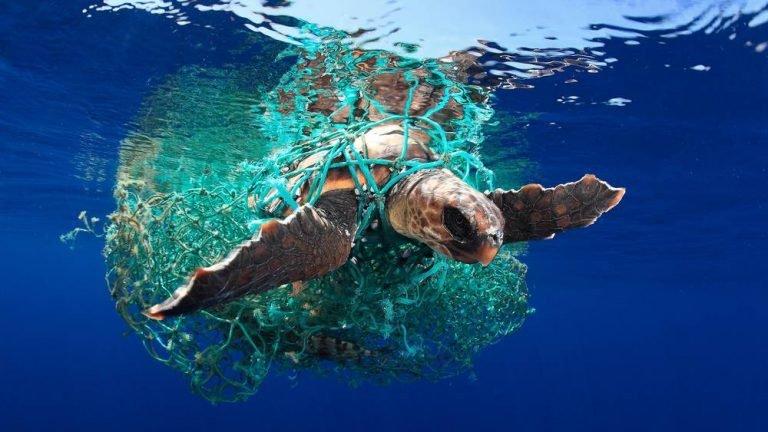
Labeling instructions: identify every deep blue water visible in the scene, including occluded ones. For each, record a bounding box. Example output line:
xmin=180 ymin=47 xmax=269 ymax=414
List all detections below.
xmin=1 ymin=1 xmax=767 ymax=431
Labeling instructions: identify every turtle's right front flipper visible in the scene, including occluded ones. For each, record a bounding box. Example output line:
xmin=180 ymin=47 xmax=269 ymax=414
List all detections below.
xmin=144 ymin=189 xmax=358 ymax=320
xmin=488 ymin=174 xmax=625 ymax=243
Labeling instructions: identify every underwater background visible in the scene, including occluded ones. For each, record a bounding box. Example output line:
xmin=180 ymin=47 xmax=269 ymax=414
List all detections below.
xmin=1 ymin=0 xmax=767 ymax=431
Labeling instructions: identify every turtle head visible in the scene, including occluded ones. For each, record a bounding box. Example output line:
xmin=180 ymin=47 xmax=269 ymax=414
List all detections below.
xmin=386 ymin=169 xmax=504 ymax=265
xmin=441 ymin=201 xmax=504 ymax=265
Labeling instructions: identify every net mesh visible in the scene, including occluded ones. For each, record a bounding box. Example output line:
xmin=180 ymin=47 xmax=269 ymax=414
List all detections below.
xmin=104 ymin=26 xmax=532 ymax=403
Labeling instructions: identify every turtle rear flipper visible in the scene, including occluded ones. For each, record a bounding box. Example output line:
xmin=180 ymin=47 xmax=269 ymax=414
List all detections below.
xmin=488 ymin=174 xmax=624 ymax=243
xmin=144 ymin=189 xmax=358 ymax=320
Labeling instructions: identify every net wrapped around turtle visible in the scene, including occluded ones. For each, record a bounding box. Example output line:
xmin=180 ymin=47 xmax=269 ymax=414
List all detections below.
xmin=105 ymin=26 xmax=532 ymax=403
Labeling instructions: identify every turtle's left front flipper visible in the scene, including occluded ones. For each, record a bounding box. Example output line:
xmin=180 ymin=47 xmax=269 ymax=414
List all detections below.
xmin=144 ymin=189 xmax=358 ymax=320
xmin=487 ymin=174 xmax=624 ymax=243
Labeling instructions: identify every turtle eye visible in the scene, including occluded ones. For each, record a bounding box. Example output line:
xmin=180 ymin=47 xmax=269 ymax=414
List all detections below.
xmin=443 ymin=206 xmax=474 ymax=241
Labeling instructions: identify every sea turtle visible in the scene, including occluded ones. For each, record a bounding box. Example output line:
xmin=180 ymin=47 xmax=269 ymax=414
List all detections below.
xmin=144 ymin=52 xmax=625 ymax=320
xmin=144 ymin=125 xmax=624 ymax=320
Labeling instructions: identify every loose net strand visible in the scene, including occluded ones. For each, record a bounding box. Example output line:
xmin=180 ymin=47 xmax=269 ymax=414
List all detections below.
xmin=105 ymin=26 xmax=532 ymax=403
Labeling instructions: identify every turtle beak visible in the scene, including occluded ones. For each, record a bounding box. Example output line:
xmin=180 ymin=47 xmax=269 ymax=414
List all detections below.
xmin=474 ymin=233 xmax=502 ymax=266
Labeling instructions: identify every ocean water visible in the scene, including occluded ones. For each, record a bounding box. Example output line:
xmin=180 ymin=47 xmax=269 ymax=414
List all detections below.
xmin=1 ymin=1 xmax=767 ymax=431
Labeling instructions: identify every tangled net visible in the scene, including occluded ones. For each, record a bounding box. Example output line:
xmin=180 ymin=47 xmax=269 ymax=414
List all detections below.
xmin=105 ymin=26 xmax=531 ymax=403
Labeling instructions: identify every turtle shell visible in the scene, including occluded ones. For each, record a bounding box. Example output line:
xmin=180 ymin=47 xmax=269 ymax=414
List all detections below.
xmin=259 ymin=111 xmax=451 ymax=216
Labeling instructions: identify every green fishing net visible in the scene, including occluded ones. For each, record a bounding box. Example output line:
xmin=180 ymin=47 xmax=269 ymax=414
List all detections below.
xmin=105 ymin=27 xmax=532 ymax=403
